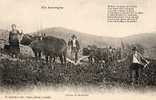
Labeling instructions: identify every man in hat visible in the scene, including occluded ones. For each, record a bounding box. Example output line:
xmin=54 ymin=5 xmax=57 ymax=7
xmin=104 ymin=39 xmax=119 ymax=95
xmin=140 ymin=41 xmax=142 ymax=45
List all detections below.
xmin=9 ymin=24 xmax=23 ymax=57
xmin=70 ymin=35 xmax=80 ymax=62
xmin=129 ymin=46 xmax=149 ymax=85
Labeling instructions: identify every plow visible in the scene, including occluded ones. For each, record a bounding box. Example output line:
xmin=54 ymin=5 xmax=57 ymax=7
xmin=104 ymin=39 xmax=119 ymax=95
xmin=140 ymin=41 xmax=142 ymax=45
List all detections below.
xmin=66 ymin=55 xmax=89 ymax=65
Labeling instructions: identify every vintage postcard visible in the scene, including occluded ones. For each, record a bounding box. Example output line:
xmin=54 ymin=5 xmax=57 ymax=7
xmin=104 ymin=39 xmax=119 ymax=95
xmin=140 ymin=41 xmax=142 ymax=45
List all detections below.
xmin=0 ymin=0 xmax=156 ymax=100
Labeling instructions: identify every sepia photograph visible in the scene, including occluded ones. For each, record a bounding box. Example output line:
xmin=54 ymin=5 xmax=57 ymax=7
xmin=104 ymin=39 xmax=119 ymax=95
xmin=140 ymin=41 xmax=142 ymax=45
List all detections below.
xmin=0 ymin=0 xmax=156 ymax=100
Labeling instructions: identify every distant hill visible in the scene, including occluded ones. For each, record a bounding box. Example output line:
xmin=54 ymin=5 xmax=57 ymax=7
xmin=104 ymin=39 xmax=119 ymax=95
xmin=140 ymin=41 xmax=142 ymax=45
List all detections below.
xmin=37 ymin=27 xmax=121 ymax=48
xmin=122 ymin=33 xmax=156 ymax=59
xmin=0 ymin=27 xmax=156 ymax=59
xmin=123 ymin=33 xmax=156 ymax=48
xmin=37 ymin=27 xmax=156 ymax=59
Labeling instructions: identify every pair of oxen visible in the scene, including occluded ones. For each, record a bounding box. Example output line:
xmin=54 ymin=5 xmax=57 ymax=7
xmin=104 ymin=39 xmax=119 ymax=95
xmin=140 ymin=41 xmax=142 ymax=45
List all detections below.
xmin=82 ymin=46 xmax=122 ymax=64
xmin=21 ymin=34 xmax=67 ymax=64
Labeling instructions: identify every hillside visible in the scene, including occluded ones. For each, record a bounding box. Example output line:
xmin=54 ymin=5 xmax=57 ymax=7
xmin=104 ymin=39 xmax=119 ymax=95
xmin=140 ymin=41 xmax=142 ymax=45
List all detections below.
xmin=0 ymin=27 xmax=156 ymax=90
xmin=37 ymin=27 xmax=121 ymax=48
xmin=123 ymin=33 xmax=156 ymax=48
xmin=122 ymin=33 xmax=156 ymax=59
xmin=0 ymin=27 xmax=156 ymax=59
xmin=36 ymin=27 xmax=156 ymax=59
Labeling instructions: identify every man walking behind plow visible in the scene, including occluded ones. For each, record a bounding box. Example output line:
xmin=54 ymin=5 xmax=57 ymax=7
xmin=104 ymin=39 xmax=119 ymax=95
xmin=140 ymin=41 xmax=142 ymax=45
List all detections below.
xmin=129 ymin=47 xmax=149 ymax=86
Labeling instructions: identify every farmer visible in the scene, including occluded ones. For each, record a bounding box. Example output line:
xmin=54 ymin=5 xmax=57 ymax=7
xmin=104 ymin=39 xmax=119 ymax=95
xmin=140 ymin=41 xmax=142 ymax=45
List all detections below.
xmin=129 ymin=47 xmax=149 ymax=85
xmin=70 ymin=35 xmax=80 ymax=63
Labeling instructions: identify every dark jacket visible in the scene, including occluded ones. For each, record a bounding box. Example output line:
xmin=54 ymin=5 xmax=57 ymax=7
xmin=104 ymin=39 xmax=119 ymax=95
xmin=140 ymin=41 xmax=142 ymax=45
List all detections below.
xmin=70 ymin=39 xmax=80 ymax=50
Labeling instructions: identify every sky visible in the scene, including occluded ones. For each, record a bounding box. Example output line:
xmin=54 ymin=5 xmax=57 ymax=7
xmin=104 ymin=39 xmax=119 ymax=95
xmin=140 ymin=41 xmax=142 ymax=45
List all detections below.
xmin=0 ymin=0 xmax=156 ymax=37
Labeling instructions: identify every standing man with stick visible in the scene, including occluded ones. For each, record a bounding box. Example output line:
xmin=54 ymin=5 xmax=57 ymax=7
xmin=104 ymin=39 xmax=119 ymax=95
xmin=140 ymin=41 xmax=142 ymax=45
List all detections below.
xmin=70 ymin=35 xmax=80 ymax=63
xmin=129 ymin=47 xmax=150 ymax=86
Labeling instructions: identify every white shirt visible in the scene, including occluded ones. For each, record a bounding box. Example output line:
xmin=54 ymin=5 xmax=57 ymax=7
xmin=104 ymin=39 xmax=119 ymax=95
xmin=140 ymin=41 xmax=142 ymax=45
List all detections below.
xmin=133 ymin=52 xmax=140 ymax=64
xmin=72 ymin=39 xmax=76 ymax=47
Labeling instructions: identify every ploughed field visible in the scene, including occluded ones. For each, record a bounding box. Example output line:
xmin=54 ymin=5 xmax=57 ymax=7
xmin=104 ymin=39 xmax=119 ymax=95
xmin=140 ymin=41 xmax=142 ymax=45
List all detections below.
xmin=0 ymin=52 xmax=156 ymax=90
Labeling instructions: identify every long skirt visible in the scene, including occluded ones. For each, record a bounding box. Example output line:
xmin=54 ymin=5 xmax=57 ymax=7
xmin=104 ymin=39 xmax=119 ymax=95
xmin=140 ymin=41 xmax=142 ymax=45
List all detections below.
xmin=9 ymin=40 xmax=20 ymax=57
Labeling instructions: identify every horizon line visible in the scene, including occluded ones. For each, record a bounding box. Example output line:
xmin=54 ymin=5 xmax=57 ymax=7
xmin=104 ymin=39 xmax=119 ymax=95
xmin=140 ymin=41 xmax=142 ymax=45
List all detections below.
xmin=0 ymin=26 xmax=156 ymax=38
